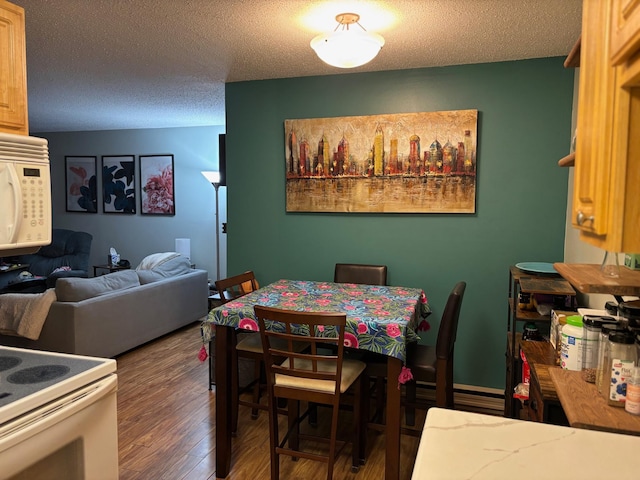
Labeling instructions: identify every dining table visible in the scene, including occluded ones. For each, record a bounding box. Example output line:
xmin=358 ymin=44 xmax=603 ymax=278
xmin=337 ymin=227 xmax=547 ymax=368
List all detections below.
xmin=202 ymin=279 xmax=430 ymax=480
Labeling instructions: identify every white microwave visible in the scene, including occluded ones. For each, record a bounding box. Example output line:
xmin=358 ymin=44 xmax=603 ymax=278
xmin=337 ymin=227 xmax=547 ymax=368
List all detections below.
xmin=0 ymin=132 xmax=51 ymax=256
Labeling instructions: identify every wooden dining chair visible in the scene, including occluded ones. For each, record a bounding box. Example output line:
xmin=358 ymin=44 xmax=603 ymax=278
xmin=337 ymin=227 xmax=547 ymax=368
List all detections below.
xmin=334 ymin=263 xmax=388 ymax=286
xmin=214 ymin=271 xmax=262 ymax=434
xmin=333 ymin=262 xmax=388 ymax=421
xmin=364 ymin=281 xmax=466 ymax=432
xmin=404 ymin=281 xmax=466 ymax=427
xmin=255 ymin=305 xmax=367 ymax=480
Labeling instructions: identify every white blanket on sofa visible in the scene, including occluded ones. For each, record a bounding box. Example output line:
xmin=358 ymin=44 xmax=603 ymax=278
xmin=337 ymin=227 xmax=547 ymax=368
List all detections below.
xmin=0 ymin=288 xmax=57 ymax=340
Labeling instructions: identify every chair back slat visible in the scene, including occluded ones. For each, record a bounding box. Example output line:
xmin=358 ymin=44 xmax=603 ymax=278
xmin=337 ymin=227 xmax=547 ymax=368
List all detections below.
xmin=255 ymin=306 xmax=347 ymax=397
xmin=215 ymin=271 xmax=259 ymax=304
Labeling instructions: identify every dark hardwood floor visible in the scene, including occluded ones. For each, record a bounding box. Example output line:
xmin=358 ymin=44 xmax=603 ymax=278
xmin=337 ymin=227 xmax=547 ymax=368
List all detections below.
xmin=116 ymin=322 xmax=422 ymax=479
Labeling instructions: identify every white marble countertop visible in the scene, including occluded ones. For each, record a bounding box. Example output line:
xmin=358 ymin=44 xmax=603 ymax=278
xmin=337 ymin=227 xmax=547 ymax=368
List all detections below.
xmin=412 ymin=408 xmax=640 ymax=479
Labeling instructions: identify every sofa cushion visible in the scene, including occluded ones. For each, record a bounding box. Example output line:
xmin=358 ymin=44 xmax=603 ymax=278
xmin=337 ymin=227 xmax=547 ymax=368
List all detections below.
xmin=137 ymin=269 xmax=164 ymax=285
xmin=136 ymin=252 xmax=191 ymax=281
xmin=56 ymin=270 xmax=140 ymax=302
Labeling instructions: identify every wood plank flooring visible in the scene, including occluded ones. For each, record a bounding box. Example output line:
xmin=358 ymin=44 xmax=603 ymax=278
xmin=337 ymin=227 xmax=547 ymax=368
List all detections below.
xmin=116 ymin=322 xmax=422 ymax=479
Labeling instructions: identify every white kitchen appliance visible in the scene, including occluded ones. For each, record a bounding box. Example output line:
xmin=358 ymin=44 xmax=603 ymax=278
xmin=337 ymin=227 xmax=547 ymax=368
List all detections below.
xmin=0 ymin=131 xmax=51 ymax=257
xmin=0 ymin=346 xmax=118 ymax=479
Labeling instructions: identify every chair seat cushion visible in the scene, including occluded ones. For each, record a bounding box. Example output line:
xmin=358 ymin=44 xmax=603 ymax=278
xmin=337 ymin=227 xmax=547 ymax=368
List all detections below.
xmin=407 ymin=343 xmax=437 ymax=382
xmin=276 ymin=358 xmax=365 ymax=394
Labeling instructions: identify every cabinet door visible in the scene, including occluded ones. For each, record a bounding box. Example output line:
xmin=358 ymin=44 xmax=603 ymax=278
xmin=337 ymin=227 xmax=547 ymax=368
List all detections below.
xmin=574 ymin=0 xmax=640 ymax=252
xmin=573 ymin=0 xmax=616 ymax=238
xmin=0 ymin=0 xmax=28 ymax=135
xmin=611 ymin=0 xmax=640 ymax=65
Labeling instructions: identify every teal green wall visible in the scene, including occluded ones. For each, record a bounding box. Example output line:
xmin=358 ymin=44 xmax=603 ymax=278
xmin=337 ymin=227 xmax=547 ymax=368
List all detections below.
xmin=225 ymin=58 xmax=574 ymax=390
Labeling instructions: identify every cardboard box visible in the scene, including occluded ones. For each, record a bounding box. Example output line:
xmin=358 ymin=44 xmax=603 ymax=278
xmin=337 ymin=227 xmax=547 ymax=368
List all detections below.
xmin=624 ymin=253 xmax=640 ymax=270
xmin=550 ymin=309 xmax=573 ymax=349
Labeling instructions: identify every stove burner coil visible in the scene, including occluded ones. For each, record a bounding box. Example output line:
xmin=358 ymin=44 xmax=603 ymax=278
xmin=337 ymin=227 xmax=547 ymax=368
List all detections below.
xmin=0 ymin=356 xmax=22 ymax=372
xmin=7 ymin=365 xmax=71 ymax=384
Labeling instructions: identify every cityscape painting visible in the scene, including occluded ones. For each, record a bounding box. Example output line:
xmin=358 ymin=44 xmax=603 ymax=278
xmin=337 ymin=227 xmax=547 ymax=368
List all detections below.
xmin=284 ymin=109 xmax=478 ymax=213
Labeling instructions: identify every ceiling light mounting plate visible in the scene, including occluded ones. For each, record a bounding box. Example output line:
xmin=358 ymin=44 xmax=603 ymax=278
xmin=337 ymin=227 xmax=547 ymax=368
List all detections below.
xmin=336 ymin=13 xmax=360 ymax=26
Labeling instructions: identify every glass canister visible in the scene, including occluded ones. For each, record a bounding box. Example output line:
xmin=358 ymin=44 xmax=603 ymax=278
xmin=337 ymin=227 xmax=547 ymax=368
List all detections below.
xmin=620 ymin=300 xmax=640 ymax=329
xmin=596 ymin=323 xmax=627 ymax=395
xmin=604 ymin=330 xmax=637 ymax=407
xmin=581 ymin=316 xmax=617 ymax=383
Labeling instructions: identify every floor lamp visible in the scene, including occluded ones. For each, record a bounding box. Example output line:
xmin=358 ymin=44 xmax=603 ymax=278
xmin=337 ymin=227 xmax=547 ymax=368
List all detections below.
xmin=202 ymin=171 xmax=221 ymax=281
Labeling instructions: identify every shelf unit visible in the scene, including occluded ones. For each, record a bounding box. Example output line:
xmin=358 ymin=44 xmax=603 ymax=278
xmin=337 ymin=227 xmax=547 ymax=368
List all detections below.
xmin=504 ymin=266 xmax=576 ymax=418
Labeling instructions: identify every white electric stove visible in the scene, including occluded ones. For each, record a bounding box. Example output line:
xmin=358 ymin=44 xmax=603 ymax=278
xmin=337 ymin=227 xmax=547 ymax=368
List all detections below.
xmin=0 ymin=346 xmax=118 ymax=480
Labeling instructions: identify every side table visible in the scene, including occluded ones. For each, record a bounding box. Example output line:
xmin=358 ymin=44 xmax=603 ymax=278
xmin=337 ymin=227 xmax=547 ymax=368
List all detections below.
xmin=93 ymin=264 xmax=130 ymax=277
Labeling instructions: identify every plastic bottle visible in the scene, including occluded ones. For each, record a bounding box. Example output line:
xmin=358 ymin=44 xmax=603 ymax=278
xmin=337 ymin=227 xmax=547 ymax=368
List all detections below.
xmin=625 ymin=367 xmax=640 ymax=415
xmin=561 ymin=315 xmax=583 ymax=371
xmin=605 ymin=330 xmax=637 ymax=407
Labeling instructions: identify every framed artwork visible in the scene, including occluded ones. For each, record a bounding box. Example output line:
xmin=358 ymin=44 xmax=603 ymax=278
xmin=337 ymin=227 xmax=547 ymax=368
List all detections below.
xmin=102 ymin=155 xmax=136 ymax=214
xmin=65 ymin=156 xmax=97 ymax=213
xmin=284 ymin=109 xmax=478 ymax=213
xmin=139 ymin=154 xmax=175 ymax=215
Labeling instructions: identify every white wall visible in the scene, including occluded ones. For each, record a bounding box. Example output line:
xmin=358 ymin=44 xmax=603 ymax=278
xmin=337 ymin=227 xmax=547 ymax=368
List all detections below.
xmin=39 ymin=126 xmax=227 ymax=283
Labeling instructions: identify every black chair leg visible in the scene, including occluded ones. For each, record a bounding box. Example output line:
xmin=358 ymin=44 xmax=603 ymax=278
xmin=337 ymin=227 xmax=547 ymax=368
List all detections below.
xmin=405 ymin=381 xmax=417 ymax=426
xmin=308 ymin=402 xmax=318 ymax=426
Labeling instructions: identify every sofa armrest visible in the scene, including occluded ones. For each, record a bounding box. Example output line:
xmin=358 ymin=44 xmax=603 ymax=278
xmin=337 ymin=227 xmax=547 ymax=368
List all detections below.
xmin=46 ymin=269 xmax=89 ymax=288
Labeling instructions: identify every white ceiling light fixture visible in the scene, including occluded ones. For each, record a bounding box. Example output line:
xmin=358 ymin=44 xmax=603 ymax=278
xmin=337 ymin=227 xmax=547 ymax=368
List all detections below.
xmin=310 ymin=13 xmax=385 ymax=69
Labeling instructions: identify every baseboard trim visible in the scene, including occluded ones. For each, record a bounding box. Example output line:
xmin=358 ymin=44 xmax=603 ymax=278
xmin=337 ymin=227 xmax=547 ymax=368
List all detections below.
xmin=413 ymin=382 xmax=505 ymax=413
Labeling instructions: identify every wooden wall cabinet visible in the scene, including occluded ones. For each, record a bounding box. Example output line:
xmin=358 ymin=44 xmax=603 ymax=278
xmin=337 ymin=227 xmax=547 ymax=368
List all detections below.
xmin=572 ymin=0 xmax=640 ymax=253
xmin=610 ymin=0 xmax=640 ymax=65
xmin=0 ymin=0 xmax=28 ymax=136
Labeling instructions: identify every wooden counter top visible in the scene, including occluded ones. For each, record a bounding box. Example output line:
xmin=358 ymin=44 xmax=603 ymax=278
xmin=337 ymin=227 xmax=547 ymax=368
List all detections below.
xmin=553 ymin=263 xmax=640 ymax=295
xmin=549 ymin=368 xmax=640 ymax=436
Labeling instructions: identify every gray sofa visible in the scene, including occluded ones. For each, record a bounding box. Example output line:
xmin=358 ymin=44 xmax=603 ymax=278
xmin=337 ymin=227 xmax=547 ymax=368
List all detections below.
xmin=0 ymin=255 xmax=208 ymax=358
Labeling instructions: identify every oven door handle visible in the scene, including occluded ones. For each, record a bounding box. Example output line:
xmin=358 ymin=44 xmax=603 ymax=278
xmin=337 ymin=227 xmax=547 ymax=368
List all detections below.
xmin=0 ymin=375 xmax=117 ymax=442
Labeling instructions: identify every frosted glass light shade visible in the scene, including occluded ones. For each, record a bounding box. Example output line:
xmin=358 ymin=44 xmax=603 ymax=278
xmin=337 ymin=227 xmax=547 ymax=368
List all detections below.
xmin=175 ymin=238 xmax=191 ymax=260
xmin=202 ymin=170 xmax=221 ymax=185
xmin=311 ymin=29 xmax=384 ymax=68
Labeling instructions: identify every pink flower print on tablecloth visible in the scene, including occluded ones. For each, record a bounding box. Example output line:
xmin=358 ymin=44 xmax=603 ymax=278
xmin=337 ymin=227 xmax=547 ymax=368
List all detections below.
xmin=238 ymin=318 xmax=259 ymax=331
xmin=386 ymin=323 xmax=401 ymax=337
xmin=343 ymin=332 xmax=358 ymax=348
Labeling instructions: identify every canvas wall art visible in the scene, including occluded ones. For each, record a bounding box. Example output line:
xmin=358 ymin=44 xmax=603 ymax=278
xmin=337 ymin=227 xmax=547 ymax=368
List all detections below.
xmin=284 ymin=109 xmax=478 ymax=213
xmin=65 ymin=156 xmax=97 ymax=213
xmin=102 ymin=155 xmax=136 ymax=214
xmin=140 ymin=154 xmax=175 ymax=215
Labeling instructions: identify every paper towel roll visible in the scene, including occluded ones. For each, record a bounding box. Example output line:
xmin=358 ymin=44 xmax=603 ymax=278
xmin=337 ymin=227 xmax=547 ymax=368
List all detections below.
xmin=175 ymin=238 xmax=191 ymax=260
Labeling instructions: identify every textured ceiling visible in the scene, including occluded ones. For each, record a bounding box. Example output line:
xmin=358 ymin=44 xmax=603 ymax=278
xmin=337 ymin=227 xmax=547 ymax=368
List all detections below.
xmin=11 ymin=0 xmax=582 ymax=133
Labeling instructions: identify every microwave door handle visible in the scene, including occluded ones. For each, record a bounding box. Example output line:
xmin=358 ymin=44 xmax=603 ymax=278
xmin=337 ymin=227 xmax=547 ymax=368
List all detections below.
xmin=0 ymin=164 xmax=22 ymax=243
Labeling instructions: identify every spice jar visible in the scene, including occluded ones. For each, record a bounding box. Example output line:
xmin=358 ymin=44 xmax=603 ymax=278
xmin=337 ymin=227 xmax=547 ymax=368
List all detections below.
xmin=604 ymin=330 xmax=637 ymax=407
xmin=596 ymin=323 xmax=627 ymax=395
xmin=581 ymin=316 xmax=617 ymax=383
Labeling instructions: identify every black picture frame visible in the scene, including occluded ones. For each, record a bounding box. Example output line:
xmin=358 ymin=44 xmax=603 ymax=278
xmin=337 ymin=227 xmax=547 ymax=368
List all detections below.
xmin=102 ymin=155 xmax=136 ymax=214
xmin=139 ymin=154 xmax=175 ymax=215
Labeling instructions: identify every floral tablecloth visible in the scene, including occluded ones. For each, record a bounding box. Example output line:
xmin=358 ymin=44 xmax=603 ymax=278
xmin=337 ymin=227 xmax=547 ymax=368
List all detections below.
xmin=202 ymin=279 xmax=431 ymax=362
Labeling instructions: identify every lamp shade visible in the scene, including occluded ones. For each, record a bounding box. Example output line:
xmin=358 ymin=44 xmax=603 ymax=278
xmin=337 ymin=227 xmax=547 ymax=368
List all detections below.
xmin=311 ymin=28 xmax=384 ymax=68
xmin=202 ymin=170 xmax=221 ymax=184
xmin=175 ymin=238 xmax=191 ymax=260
